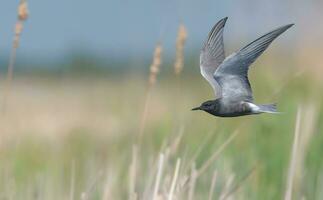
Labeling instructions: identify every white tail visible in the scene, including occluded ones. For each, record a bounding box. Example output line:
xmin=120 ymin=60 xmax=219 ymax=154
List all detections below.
xmin=257 ymin=104 xmax=278 ymax=114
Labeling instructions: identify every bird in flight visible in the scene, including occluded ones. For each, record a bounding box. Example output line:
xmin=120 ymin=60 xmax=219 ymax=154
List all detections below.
xmin=192 ymin=17 xmax=293 ymax=117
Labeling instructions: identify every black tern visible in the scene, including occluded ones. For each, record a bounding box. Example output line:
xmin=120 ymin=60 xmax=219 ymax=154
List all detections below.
xmin=192 ymin=17 xmax=293 ymax=117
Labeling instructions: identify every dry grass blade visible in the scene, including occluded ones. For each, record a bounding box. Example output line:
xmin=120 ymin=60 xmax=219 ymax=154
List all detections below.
xmin=168 ymin=158 xmax=181 ymax=200
xmin=3 ymin=0 xmax=29 ymax=112
xmin=221 ymin=164 xmax=257 ymax=200
xmin=173 ymin=24 xmax=187 ymax=122
xmin=138 ymin=43 xmax=163 ymax=141
xmin=102 ymin=174 xmax=111 ymax=200
xmin=219 ymin=174 xmax=235 ymax=200
xmin=297 ymin=103 xmax=317 ymax=172
xmin=81 ymin=170 xmax=103 ymax=200
xmin=142 ymin=147 xmax=169 ymax=199
xmin=284 ymin=107 xmax=302 ymax=200
xmin=102 ymin=167 xmax=121 ymax=200
xmin=208 ymin=170 xmax=217 ymax=200
xmin=129 ymin=145 xmax=138 ymax=200
xmin=69 ymin=160 xmax=75 ymax=200
xmin=188 ymin=163 xmax=197 ymax=200
xmin=170 ymin=125 xmax=184 ymax=155
xmin=197 ymin=130 xmax=239 ymax=178
xmin=153 ymin=154 xmax=165 ymax=200
xmin=184 ymin=131 xmax=214 ymax=173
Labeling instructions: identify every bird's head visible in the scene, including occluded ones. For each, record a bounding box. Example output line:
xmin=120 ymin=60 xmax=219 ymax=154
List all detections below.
xmin=191 ymin=100 xmax=219 ymax=112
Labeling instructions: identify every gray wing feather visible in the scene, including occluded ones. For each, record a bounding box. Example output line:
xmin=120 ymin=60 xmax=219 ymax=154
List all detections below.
xmin=200 ymin=17 xmax=228 ymax=97
xmin=214 ymin=24 xmax=294 ymax=101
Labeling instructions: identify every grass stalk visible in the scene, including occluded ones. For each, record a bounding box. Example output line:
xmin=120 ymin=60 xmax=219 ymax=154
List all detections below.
xmin=188 ymin=163 xmax=197 ymax=200
xmin=152 ymin=154 xmax=165 ymax=200
xmin=284 ymin=107 xmax=302 ymax=200
xmin=219 ymin=174 xmax=235 ymax=200
xmin=184 ymin=131 xmax=214 ymax=173
xmin=129 ymin=145 xmax=138 ymax=200
xmin=2 ymin=0 xmax=29 ymax=112
xmin=81 ymin=170 xmax=103 ymax=200
xmin=102 ymin=173 xmax=111 ymax=200
xmin=222 ymin=165 xmax=257 ymax=199
xmin=196 ymin=130 xmax=239 ymax=178
xmin=168 ymin=158 xmax=181 ymax=200
xmin=208 ymin=170 xmax=217 ymax=200
xmin=69 ymin=160 xmax=75 ymax=200
xmin=173 ymin=24 xmax=187 ymax=125
xmin=138 ymin=43 xmax=163 ymax=142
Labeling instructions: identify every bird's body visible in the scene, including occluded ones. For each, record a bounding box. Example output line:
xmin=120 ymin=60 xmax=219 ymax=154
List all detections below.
xmin=196 ymin=99 xmax=276 ymax=117
xmin=192 ymin=17 xmax=293 ymax=117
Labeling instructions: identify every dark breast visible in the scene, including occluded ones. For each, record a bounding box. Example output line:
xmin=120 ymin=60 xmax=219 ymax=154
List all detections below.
xmin=210 ymin=100 xmax=253 ymax=117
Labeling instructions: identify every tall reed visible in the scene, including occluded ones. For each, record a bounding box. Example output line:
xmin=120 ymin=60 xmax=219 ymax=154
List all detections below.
xmin=284 ymin=104 xmax=317 ymax=199
xmin=284 ymin=107 xmax=302 ymax=200
xmin=138 ymin=43 xmax=163 ymax=141
xmin=172 ymin=23 xmax=187 ymax=132
xmin=2 ymin=0 xmax=29 ymax=112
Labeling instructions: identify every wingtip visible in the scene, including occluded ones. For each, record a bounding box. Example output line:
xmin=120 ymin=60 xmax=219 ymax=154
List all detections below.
xmin=217 ymin=17 xmax=228 ymax=28
xmin=281 ymin=23 xmax=295 ymax=31
xmin=222 ymin=17 xmax=228 ymax=23
xmin=271 ymin=23 xmax=294 ymax=34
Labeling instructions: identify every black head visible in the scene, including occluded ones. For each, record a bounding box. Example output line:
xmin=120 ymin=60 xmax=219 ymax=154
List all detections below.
xmin=191 ymin=100 xmax=219 ymax=113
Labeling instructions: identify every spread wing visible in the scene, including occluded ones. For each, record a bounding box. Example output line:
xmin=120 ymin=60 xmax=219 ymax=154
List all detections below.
xmin=200 ymin=17 xmax=228 ymax=97
xmin=214 ymin=24 xmax=294 ymax=102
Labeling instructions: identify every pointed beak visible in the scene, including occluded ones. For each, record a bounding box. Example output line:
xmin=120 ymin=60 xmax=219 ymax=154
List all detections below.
xmin=191 ymin=106 xmax=201 ymax=111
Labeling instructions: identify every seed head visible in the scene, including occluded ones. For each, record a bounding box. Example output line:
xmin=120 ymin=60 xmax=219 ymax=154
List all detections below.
xmin=149 ymin=43 xmax=163 ymax=85
xmin=174 ymin=24 xmax=187 ymax=75
xmin=18 ymin=0 xmax=29 ymax=21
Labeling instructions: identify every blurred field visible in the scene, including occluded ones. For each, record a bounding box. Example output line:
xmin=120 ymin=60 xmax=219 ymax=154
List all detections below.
xmin=2 ymin=1 xmax=323 ymax=199
xmin=0 ymin=59 xmax=322 ymax=199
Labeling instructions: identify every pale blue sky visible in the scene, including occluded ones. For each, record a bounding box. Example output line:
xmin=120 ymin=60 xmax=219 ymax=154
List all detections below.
xmin=0 ymin=0 xmax=321 ymax=63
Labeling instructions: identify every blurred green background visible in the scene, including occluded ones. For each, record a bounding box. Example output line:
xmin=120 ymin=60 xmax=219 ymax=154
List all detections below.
xmin=0 ymin=0 xmax=323 ymax=199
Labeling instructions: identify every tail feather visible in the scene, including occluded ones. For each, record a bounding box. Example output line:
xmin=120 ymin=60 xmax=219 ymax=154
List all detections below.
xmin=257 ymin=103 xmax=278 ymax=114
